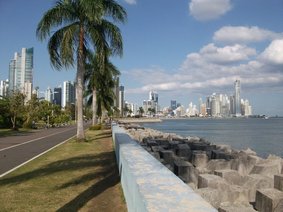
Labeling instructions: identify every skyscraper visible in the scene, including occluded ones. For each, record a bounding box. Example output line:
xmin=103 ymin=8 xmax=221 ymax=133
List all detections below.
xmin=8 ymin=48 xmax=33 ymax=98
xmin=62 ymin=81 xmax=75 ymax=108
xmin=45 ymin=87 xmax=53 ymax=102
xmin=53 ymin=87 xmax=62 ymax=106
xmin=0 ymin=79 xmax=9 ymax=98
xmin=170 ymin=100 xmax=177 ymax=110
xmin=234 ymin=80 xmax=241 ymax=116
xmin=119 ymin=85 xmax=124 ymax=116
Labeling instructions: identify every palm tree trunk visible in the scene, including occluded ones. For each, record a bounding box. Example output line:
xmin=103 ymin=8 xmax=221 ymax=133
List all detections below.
xmin=92 ymin=88 xmax=98 ymax=125
xmin=76 ymin=25 xmax=85 ymax=141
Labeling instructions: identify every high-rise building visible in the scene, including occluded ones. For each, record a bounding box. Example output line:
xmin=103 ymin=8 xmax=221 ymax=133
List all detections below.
xmin=8 ymin=48 xmax=33 ymax=99
xmin=24 ymin=82 xmax=32 ymax=102
xmin=113 ymin=77 xmax=120 ymax=109
xmin=45 ymin=87 xmax=53 ymax=102
xmin=62 ymin=81 xmax=75 ymax=108
xmin=53 ymin=87 xmax=62 ymax=106
xmin=170 ymin=100 xmax=177 ymax=110
xmin=119 ymin=85 xmax=124 ymax=116
xmin=234 ymin=80 xmax=241 ymax=116
xmin=149 ymin=90 xmax=158 ymax=103
xmin=0 ymin=79 xmax=9 ymax=99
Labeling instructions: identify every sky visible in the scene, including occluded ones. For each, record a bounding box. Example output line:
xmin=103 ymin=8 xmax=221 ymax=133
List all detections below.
xmin=0 ymin=0 xmax=283 ymax=116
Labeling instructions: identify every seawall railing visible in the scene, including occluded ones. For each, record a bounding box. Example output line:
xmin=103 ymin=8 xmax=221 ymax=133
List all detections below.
xmin=112 ymin=124 xmax=217 ymax=212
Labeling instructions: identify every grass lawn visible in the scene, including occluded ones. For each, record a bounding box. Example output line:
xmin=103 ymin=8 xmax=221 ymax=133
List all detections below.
xmin=0 ymin=128 xmax=32 ymax=137
xmin=0 ymin=129 xmax=126 ymax=212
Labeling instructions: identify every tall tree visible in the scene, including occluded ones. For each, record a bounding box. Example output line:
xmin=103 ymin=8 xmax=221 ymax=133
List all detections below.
xmin=85 ymin=50 xmax=120 ymax=125
xmin=36 ymin=0 xmax=126 ymax=141
xmin=7 ymin=91 xmax=25 ymax=130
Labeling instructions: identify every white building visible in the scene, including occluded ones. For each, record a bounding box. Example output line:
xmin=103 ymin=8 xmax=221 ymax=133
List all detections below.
xmin=62 ymin=81 xmax=75 ymax=108
xmin=45 ymin=87 xmax=53 ymax=102
xmin=0 ymin=79 xmax=9 ymax=99
xmin=9 ymin=48 xmax=33 ymax=94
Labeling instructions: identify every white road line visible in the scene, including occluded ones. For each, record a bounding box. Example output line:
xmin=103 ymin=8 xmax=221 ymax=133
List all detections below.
xmin=0 ymin=135 xmax=76 ymax=178
xmin=0 ymin=127 xmax=75 ymax=152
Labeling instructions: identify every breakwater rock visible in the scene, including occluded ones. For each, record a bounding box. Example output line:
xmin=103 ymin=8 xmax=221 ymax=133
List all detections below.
xmin=124 ymin=124 xmax=283 ymax=211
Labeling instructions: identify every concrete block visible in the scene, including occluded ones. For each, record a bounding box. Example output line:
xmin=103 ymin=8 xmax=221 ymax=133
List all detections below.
xmin=149 ymin=152 xmax=160 ymax=160
xmin=255 ymin=188 xmax=283 ymax=212
xmin=206 ymin=159 xmax=231 ymax=172
xmin=155 ymin=138 xmax=169 ymax=146
xmin=211 ymin=150 xmax=233 ymax=160
xmin=274 ymin=174 xmax=283 ymax=191
xmin=160 ymin=150 xmax=175 ymax=167
xmin=250 ymin=162 xmax=280 ymax=178
xmin=146 ymin=139 xmax=158 ymax=147
xmin=192 ymin=151 xmax=208 ymax=168
xmin=198 ymin=174 xmax=228 ymax=190
xmin=218 ymin=203 xmax=256 ymax=212
xmin=173 ymin=160 xmax=198 ymax=185
xmin=214 ymin=169 xmax=243 ymax=185
xmin=169 ymin=140 xmax=180 ymax=149
xmin=189 ymin=142 xmax=209 ymax=151
xmin=150 ymin=145 xmax=164 ymax=153
xmin=243 ymin=174 xmax=273 ymax=202
xmin=175 ymin=144 xmax=191 ymax=158
xmin=196 ymin=188 xmax=222 ymax=209
xmin=231 ymin=154 xmax=262 ymax=176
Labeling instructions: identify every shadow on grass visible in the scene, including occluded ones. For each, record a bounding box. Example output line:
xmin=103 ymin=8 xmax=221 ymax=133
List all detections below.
xmin=0 ymin=129 xmax=35 ymax=138
xmin=0 ymin=129 xmax=121 ymax=211
xmin=0 ymin=152 xmax=115 ymax=186
xmin=57 ymin=171 xmax=119 ymax=211
xmin=88 ymin=130 xmax=112 ymax=141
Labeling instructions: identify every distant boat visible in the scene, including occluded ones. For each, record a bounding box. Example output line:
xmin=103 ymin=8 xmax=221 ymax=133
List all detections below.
xmin=264 ymin=116 xmax=269 ymax=119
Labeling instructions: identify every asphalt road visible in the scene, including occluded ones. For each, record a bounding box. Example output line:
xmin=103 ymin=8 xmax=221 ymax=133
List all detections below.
xmin=0 ymin=125 xmax=78 ymax=177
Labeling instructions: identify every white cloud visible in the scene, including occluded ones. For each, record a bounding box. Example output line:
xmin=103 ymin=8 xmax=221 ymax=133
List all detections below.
xmin=124 ymin=41 xmax=283 ymax=103
xmin=259 ymin=39 xmax=283 ymax=65
xmin=124 ymin=0 xmax=137 ymax=5
xmin=213 ymin=26 xmax=283 ymax=43
xmin=189 ymin=0 xmax=232 ymax=21
xmin=199 ymin=43 xmax=256 ymax=64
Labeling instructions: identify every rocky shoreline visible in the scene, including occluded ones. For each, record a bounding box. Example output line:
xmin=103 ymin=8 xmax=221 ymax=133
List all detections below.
xmin=122 ymin=123 xmax=283 ymax=212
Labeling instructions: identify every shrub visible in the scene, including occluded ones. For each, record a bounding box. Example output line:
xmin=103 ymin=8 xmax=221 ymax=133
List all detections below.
xmin=89 ymin=124 xmax=102 ymax=131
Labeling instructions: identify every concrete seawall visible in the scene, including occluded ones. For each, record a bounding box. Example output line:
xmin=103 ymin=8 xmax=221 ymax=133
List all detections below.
xmin=125 ymin=125 xmax=283 ymax=211
xmin=112 ymin=124 xmax=217 ymax=212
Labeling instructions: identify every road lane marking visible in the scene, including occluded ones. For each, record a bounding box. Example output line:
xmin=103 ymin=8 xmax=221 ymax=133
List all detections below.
xmin=0 ymin=127 xmax=76 ymax=152
xmin=0 ymin=135 xmax=76 ymax=178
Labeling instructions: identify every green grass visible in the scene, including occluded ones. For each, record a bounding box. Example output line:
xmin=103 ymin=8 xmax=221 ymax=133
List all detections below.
xmin=0 ymin=128 xmax=32 ymax=137
xmin=0 ymin=130 xmax=126 ymax=212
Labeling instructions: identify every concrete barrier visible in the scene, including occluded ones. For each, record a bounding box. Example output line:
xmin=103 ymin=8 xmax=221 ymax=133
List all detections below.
xmin=112 ymin=124 xmax=217 ymax=212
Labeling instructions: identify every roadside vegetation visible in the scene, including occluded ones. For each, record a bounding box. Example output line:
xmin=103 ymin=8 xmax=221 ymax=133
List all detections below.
xmin=0 ymin=93 xmax=86 ymax=130
xmin=36 ymin=0 xmax=127 ymax=141
xmin=0 ymin=129 xmax=126 ymax=211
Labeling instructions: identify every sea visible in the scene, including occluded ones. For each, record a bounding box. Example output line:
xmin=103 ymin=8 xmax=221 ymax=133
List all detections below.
xmin=141 ymin=118 xmax=283 ymax=159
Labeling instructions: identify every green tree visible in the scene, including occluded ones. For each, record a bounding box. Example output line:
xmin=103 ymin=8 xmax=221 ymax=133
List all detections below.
xmin=0 ymin=98 xmax=11 ymax=128
xmin=138 ymin=107 xmax=144 ymax=117
xmin=23 ymin=94 xmax=40 ymax=128
xmin=36 ymin=0 xmax=126 ymax=141
xmin=85 ymin=50 xmax=121 ymax=125
xmin=7 ymin=91 xmax=25 ymax=130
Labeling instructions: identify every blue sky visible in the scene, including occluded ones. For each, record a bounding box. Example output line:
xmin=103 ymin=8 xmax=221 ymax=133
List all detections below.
xmin=1 ymin=0 xmax=283 ymax=115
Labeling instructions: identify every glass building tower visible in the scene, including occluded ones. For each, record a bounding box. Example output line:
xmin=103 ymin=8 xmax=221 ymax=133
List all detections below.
xmin=9 ymin=47 xmax=34 ymax=93
xmin=234 ymin=80 xmax=241 ymax=116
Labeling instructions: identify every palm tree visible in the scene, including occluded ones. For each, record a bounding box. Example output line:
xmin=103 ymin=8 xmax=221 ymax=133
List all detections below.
xmin=85 ymin=50 xmax=120 ymax=125
xmin=36 ymin=0 xmax=126 ymax=141
xmin=138 ymin=107 xmax=144 ymax=117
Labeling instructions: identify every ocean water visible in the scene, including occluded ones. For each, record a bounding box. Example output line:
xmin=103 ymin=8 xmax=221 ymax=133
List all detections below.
xmin=141 ymin=118 xmax=283 ymax=158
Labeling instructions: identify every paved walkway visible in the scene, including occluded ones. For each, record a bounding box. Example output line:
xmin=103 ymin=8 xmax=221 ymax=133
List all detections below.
xmin=0 ymin=125 xmax=77 ymax=176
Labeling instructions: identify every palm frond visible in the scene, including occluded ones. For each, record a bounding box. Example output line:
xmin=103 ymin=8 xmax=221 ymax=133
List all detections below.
xmin=36 ymin=0 xmax=77 ymax=41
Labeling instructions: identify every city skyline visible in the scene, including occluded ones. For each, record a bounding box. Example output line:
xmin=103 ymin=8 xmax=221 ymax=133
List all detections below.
xmin=1 ymin=1 xmax=283 ymax=115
